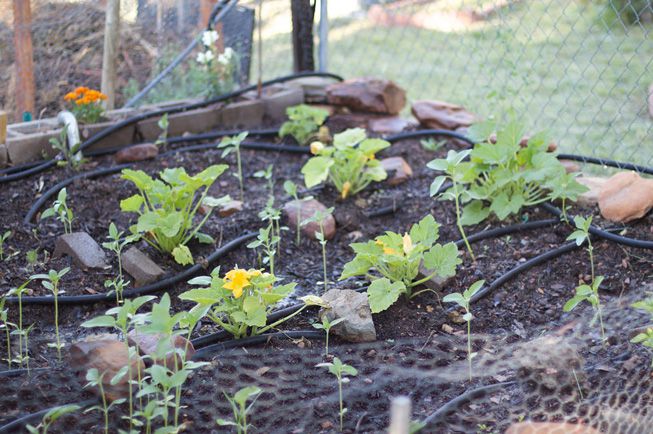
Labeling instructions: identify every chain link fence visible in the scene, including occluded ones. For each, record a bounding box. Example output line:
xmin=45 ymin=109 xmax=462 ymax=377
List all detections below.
xmin=0 ymin=0 xmax=652 ymax=164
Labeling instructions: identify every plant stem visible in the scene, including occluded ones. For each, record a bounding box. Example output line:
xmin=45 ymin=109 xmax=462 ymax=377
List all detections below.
xmin=99 ymin=381 xmax=109 ymax=434
xmin=4 ymin=325 xmax=10 ymax=369
xmin=588 ymin=243 xmax=595 ymax=281
xmin=54 ymin=287 xmax=61 ymax=362
xmin=453 ymin=186 xmax=475 ymax=261
xmin=236 ymin=147 xmax=244 ymax=202
xmin=320 ymin=223 xmax=327 ymax=294
xmin=338 ymin=377 xmax=344 ymax=431
xmin=296 ymin=201 xmax=301 ymax=246
xmin=467 ymin=318 xmax=472 ymax=382
xmin=325 ymin=330 xmax=330 ymax=357
xmin=18 ymin=291 xmax=23 ymax=368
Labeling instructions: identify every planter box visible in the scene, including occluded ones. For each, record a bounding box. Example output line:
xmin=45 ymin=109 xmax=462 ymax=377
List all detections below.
xmin=81 ymin=108 xmax=138 ymax=152
xmin=221 ymin=99 xmax=265 ymax=129
xmin=6 ymin=119 xmax=61 ymax=165
xmin=136 ymin=100 xmax=224 ymax=142
xmin=243 ymin=84 xmax=305 ymax=123
xmin=285 ymin=76 xmax=340 ymax=103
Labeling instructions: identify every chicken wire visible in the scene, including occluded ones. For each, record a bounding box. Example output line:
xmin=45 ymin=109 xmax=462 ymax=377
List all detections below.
xmin=1 ymin=0 xmax=652 ymax=164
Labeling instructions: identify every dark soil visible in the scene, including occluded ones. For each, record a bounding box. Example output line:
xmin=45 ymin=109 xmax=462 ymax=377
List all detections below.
xmin=0 ymin=118 xmax=651 ymax=433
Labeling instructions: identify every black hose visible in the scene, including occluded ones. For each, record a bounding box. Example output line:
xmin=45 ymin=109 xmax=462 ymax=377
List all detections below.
xmin=557 ymin=153 xmax=653 ymax=175
xmin=24 ymin=140 xmax=308 ymax=225
xmin=0 ymin=72 xmax=344 ymax=184
xmin=0 ymin=398 xmax=97 ymax=434
xmin=541 ymin=203 xmax=653 ymax=249
xmin=4 ymin=232 xmax=256 ymax=305
xmin=0 ymin=367 xmax=49 ymax=378
xmin=192 ymin=330 xmax=324 ymax=359
xmin=470 ymin=241 xmax=581 ymax=304
xmin=419 ymin=381 xmax=515 ymax=429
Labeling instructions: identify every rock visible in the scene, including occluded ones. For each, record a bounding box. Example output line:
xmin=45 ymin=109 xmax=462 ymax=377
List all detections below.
xmin=560 ymin=160 xmax=580 ymax=173
xmin=121 ymin=247 xmax=165 ymax=287
xmin=320 ymin=289 xmax=376 ymax=342
xmin=221 ymin=99 xmax=265 ymax=129
xmin=218 ymin=199 xmax=243 ymax=217
xmin=326 ymin=78 xmax=406 ymax=115
xmin=505 ymin=422 xmax=599 ymax=434
xmin=114 ymin=143 xmax=159 ymax=163
xmin=417 ymin=264 xmax=454 ymax=291
xmin=287 ymin=76 xmax=340 ymax=103
xmin=380 ymin=157 xmax=413 ymax=186
xmin=283 ymin=199 xmax=336 ymax=241
xmin=0 ymin=144 xmax=7 ymax=168
xmin=53 ymin=232 xmax=108 ymax=270
xmin=575 ymin=176 xmax=608 ymax=206
xmin=367 ymin=116 xmax=416 ymax=134
xmin=411 ymin=100 xmax=476 ymax=130
xmin=70 ymin=336 xmax=144 ymax=401
xmin=599 ymin=171 xmax=653 ymax=222
xmin=263 ymin=86 xmax=305 ymax=123
xmin=127 ymin=330 xmax=195 ymax=371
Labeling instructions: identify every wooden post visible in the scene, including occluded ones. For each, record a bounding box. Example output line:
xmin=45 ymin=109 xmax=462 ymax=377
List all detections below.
xmin=0 ymin=111 xmax=7 ymax=144
xmin=199 ymin=0 xmax=217 ymax=28
xmin=291 ymin=0 xmax=316 ymax=72
xmin=12 ymin=0 xmax=35 ymax=120
xmin=176 ymin=0 xmax=185 ymax=34
xmin=101 ymin=0 xmax=120 ymax=109
xmin=388 ymin=396 xmax=411 ymax=434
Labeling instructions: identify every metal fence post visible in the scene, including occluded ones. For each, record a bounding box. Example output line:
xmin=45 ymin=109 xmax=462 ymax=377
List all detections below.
xmin=318 ymin=0 xmax=328 ymax=72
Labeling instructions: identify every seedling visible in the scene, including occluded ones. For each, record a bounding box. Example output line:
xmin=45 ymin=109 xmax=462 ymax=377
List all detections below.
xmin=180 ymin=267 xmax=322 ymax=339
xmin=253 ymin=164 xmax=274 ymax=198
xmin=564 ymin=216 xmax=606 ymax=341
xmin=420 ymin=138 xmax=445 ymax=152
xmin=218 ymin=132 xmax=248 ymax=201
xmin=301 ymin=128 xmax=389 ymax=199
xmin=26 ymin=249 xmax=39 ymax=270
xmin=340 ymin=215 xmax=461 ymax=313
xmin=26 ymin=403 xmax=81 ymax=434
xmin=631 ymin=298 xmax=653 ymax=365
xmin=7 ymin=279 xmax=32 ymax=368
xmin=257 ymin=197 xmax=286 ymax=264
xmin=84 ymin=368 xmax=126 ymax=434
xmin=279 ymin=104 xmax=329 ymax=145
xmin=216 ymin=386 xmax=262 ymax=434
xmin=312 ymin=316 xmax=345 ymax=357
xmin=49 ymin=127 xmax=84 ymax=171
xmin=0 ymin=297 xmax=15 ymax=368
xmin=0 ymin=230 xmax=11 ymax=260
xmin=442 ymin=280 xmax=485 ymax=382
xmin=247 ymin=225 xmax=279 ymax=274
xmin=154 ymin=113 xmax=169 ymax=147
xmin=428 ymin=149 xmax=477 ymax=260
xmin=283 ymin=180 xmax=314 ymax=246
xmin=102 ymin=222 xmax=139 ymax=304
xmin=316 ymin=357 xmax=358 ymax=431
xmin=41 ymin=188 xmax=74 ymax=234
xmin=30 ymin=267 xmax=70 ymax=361
xmin=302 ymin=207 xmax=335 ymax=293
xmin=120 ymin=165 xmax=229 ymax=265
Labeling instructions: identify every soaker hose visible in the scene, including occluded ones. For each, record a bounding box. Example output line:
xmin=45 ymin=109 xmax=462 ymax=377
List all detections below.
xmin=4 ymin=232 xmax=256 ymax=305
xmin=0 ymin=398 xmax=98 ymax=434
xmin=192 ymin=330 xmax=324 ymax=359
xmin=0 ymin=71 xmax=344 ymax=184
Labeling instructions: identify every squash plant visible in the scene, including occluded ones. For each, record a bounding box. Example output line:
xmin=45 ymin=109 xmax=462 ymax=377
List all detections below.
xmin=119 ymin=165 xmax=229 ymax=265
xmin=279 ymin=104 xmax=330 ymax=145
xmin=340 ymin=215 xmax=461 ymax=313
xmin=301 ymin=128 xmax=389 ymax=199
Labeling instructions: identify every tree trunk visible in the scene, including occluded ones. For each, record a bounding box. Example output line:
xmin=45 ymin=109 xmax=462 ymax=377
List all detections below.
xmin=291 ymin=0 xmax=316 ymax=73
xmin=12 ymin=0 xmax=35 ymax=120
xmin=101 ymin=0 xmax=121 ymax=109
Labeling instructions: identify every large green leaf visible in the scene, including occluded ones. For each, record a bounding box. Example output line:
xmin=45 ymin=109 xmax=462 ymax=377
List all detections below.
xmin=367 ymin=278 xmax=405 ymax=313
xmin=301 ymin=156 xmax=334 ymax=188
xmin=333 ymin=128 xmax=366 ymax=148
xmin=340 ymin=256 xmax=373 ymax=280
xmin=120 ymin=194 xmax=144 ymax=213
xmin=409 ymin=214 xmax=440 ymax=246
xmin=172 ymin=245 xmax=193 ymax=265
xmin=422 ymin=242 xmax=461 ymax=278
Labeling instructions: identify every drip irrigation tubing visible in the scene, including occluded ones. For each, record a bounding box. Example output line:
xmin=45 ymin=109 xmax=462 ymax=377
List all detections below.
xmin=190 ymin=219 xmax=563 ymax=349
xmin=557 ymin=153 xmax=653 ymax=175
xmin=541 ymin=203 xmax=653 ymax=249
xmin=0 ymin=399 xmax=98 ymax=434
xmin=419 ymin=381 xmax=516 ymax=429
xmin=192 ymin=330 xmax=324 ymax=360
xmin=24 ymin=140 xmax=309 ymax=225
xmin=0 ymin=367 xmax=49 ymax=378
xmin=0 ymin=71 xmax=343 ymax=184
xmin=4 ymin=232 xmax=256 ymax=305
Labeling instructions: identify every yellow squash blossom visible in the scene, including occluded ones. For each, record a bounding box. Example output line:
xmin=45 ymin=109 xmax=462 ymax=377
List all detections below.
xmin=310 ymin=141 xmax=324 ymax=155
xmin=376 ymin=239 xmax=397 ymax=255
xmin=223 ymin=268 xmax=251 ymax=298
xmin=402 ymin=233 xmax=413 ymax=255
xmin=341 ymin=181 xmax=352 ymax=199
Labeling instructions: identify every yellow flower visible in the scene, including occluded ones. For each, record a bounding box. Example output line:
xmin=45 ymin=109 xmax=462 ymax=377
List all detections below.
xmin=63 ymin=92 xmax=77 ymax=102
xmin=310 ymin=141 xmax=324 ymax=155
xmin=402 ymin=233 xmax=413 ymax=255
xmin=341 ymin=181 xmax=351 ymax=199
xmin=376 ymin=239 xmax=397 ymax=255
xmin=223 ymin=268 xmax=251 ymax=298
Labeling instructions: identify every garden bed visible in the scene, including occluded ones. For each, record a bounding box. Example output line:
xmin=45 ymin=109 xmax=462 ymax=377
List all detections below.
xmin=0 ymin=105 xmax=652 ymax=433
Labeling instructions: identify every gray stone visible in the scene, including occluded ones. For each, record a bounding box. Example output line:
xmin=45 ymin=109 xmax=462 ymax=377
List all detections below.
xmin=368 ymin=116 xmax=416 ymax=134
xmin=114 ymin=143 xmax=159 ymax=163
xmin=319 ymin=289 xmax=377 ymax=343
xmin=326 ymin=78 xmax=406 ymax=115
xmin=412 ymin=100 xmax=476 ymax=130
xmin=283 ymin=199 xmax=336 ymax=241
xmin=380 ymin=157 xmax=413 ymax=186
xmin=417 ymin=264 xmax=454 ymax=291
xmin=121 ymin=247 xmax=164 ymax=287
xmin=287 ymin=76 xmax=340 ymax=103
xmin=53 ymin=232 xmax=108 ymax=270
xmin=136 ymin=104 xmax=222 ymax=142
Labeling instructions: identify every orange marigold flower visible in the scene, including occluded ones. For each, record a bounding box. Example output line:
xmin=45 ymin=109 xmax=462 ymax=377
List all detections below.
xmin=63 ymin=92 xmax=77 ymax=101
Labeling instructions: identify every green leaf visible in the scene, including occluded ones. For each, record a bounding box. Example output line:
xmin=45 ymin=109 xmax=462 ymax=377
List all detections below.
xmin=422 ymin=242 xmax=461 ymax=278
xmin=563 ymin=296 xmax=585 ymax=312
xmin=409 ymin=214 xmax=440 ymax=246
xmin=442 ymin=292 xmax=465 ymax=307
xmin=340 ymin=256 xmax=373 ymax=280
xmin=333 ymin=128 xmax=366 ymax=148
xmin=301 ymin=156 xmax=334 ymax=188
xmin=358 ymin=138 xmax=390 ymax=156
xmin=179 ymin=288 xmax=222 ymax=305
xmin=367 ymin=278 xmax=405 ymax=313
xmin=172 ymin=245 xmax=193 ymax=265
xmin=429 ymin=176 xmax=447 ymax=197
xmin=81 ymin=315 xmax=116 ymax=328
xmin=121 ymin=169 xmax=154 ymax=191
xmin=463 ymin=279 xmax=485 ymax=299
xmin=234 ymin=386 xmax=262 ymax=407
xmin=195 ymin=232 xmax=215 ymax=244
xmin=460 ymin=201 xmax=491 ymax=226
xmin=120 ymin=195 xmax=144 ymax=213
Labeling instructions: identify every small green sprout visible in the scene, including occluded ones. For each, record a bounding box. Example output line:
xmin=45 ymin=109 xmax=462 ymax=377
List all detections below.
xmin=102 ymin=222 xmax=139 ymax=304
xmin=0 ymin=296 xmax=15 ymax=368
xmin=155 ymin=113 xmax=169 ymax=147
xmin=317 ymin=357 xmax=358 ymax=432
xmin=313 ymin=316 xmax=345 ymax=357
xmin=442 ymin=280 xmax=485 ymax=382
xmin=41 ymin=188 xmax=74 ymax=234
xmin=279 ymin=104 xmax=329 ymax=145
xmin=30 ymin=267 xmax=70 ymax=361
xmin=0 ymin=230 xmax=11 ymax=260
xmin=253 ymin=164 xmax=274 ymax=197
xmin=26 ymin=403 xmax=81 ymax=434
xmin=247 ymin=225 xmax=279 ymax=275
xmin=84 ymin=368 xmax=127 ymax=434
xmin=7 ymin=279 xmax=32 ymax=368
xmin=49 ymin=127 xmax=85 ymax=171
xmin=302 ymin=207 xmax=334 ymax=293
xmin=216 ymin=386 xmax=262 ymax=434
xmin=631 ymin=298 xmax=653 ymax=365
xmin=420 ymin=138 xmax=444 ymax=152
xmin=218 ymin=132 xmax=248 ymax=201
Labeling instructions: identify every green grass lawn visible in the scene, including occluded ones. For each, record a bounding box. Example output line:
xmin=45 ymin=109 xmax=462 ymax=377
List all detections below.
xmin=256 ymin=0 xmax=653 ymax=166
